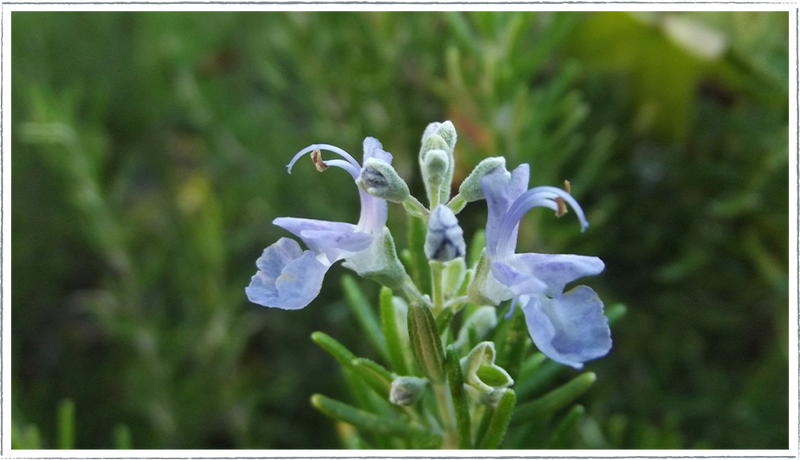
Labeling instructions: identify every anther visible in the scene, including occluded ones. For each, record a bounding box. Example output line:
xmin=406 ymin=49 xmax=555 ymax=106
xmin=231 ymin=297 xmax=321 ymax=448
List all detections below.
xmin=555 ymin=180 xmax=571 ymax=217
xmin=310 ymin=149 xmax=328 ymax=172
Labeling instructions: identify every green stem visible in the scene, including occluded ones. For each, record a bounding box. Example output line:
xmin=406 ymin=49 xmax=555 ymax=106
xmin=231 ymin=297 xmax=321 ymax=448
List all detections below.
xmin=430 ymin=261 xmax=446 ymax=316
xmin=403 ymin=196 xmax=430 ymax=221
xmin=433 ymin=383 xmax=458 ymax=448
xmin=444 ymin=295 xmax=470 ymax=311
xmin=446 ymin=193 xmax=467 ymax=214
xmin=402 ymin=276 xmax=429 ymax=307
xmin=426 ymin=258 xmax=458 ymax=448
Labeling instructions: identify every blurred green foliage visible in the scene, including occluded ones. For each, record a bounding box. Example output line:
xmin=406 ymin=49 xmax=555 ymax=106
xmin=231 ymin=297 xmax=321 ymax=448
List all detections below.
xmin=12 ymin=11 xmax=788 ymax=449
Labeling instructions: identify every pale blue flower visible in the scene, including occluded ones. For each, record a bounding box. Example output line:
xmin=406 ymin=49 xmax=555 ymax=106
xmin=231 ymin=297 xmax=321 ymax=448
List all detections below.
xmin=246 ymin=137 xmax=392 ymax=310
xmin=477 ymin=165 xmax=611 ymax=368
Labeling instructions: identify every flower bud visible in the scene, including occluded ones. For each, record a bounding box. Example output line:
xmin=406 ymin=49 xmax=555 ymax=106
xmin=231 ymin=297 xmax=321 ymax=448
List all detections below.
xmin=420 ymin=121 xmax=457 ymax=154
xmin=434 ymin=120 xmax=457 ymax=153
xmin=458 ymin=157 xmax=507 ymax=203
xmin=425 ymin=205 xmax=466 ymax=262
xmin=421 ymin=149 xmax=450 ymax=189
xmin=356 ymin=158 xmax=410 ymax=203
xmin=419 ymin=121 xmax=458 ymax=207
xmin=420 ymin=121 xmax=442 ymax=146
xmin=389 ymin=376 xmax=428 ymax=406
xmin=420 ymin=133 xmax=450 ymax=158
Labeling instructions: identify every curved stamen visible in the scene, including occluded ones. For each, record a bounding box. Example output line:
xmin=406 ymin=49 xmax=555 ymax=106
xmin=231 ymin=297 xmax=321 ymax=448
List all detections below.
xmin=321 ymin=159 xmax=361 ymax=180
xmin=286 ymin=142 xmax=387 ymax=235
xmin=288 ymin=144 xmax=362 ymax=174
xmin=495 ymin=186 xmax=589 ymax=257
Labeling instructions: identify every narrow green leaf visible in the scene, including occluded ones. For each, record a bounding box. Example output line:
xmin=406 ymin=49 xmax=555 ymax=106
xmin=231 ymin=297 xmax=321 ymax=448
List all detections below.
xmin=26 ymin=425 xmax=42 ymax=450
xmin=311 ymin=394 xmax=425 ymax=439
xmin=342 ymin=276 xmax=389 ymax=363
xmin=445 ymin=345 xmax=472 ymax=448
xmin=513 ymin=372 xmax=596 ymax=424
xmin=635 ymin=422 xmax=661 ymax=449
xmin=509 ymin=416 xmax=552 ymax=449
xmin=546 ymin=404 xmax=585 ymax=448
xmin=343 ymin=368 xmax=394 ymax=421
xmin=311 ymin=331 xmax=358 ymax=368
xmin=606 ymin=413 xmax=630 ymax=448
xmin=11 ymin=421 xmax=41 ymax=449
xmin=479 ymin=389 xmax=517 ymax=449
xmin=473 ymin=405 xmax=493 ymax=448
xmin=434 ymin=306 xmax=455 ymax=333
xmin=336 ymin=420 xmax=370 ymax=449
xmin=312 ymin=332 xmax=395 ymax=403
xmin=517 ymin=352 xmax=547 ymax=382
xmin=380 ymin=287 xmax=410 ymax=375
xmin=114 ymin=424 xmax=133 ymax=449
xmin=10 ymin=419 xmax=23 ymax=449
xmin=496 ymin=306 xmax=531 ymax=381
xmin=57 ymin=399 xmax=75 ymax=449
xmin=407 ymin=302 xmax=445 ymax=382
xmin=515 ymin=359 xmax=564 ymax=399
xmin=351 ymin=358 xmax=394 ymax=400
xmin=407 ymin=215 xmax=432 ymax=295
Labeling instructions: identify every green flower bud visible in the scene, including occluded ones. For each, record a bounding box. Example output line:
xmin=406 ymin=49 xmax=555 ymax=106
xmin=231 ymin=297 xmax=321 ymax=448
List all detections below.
xmin=458 ymin=157 xmax=507 ymax=203
xmin=434 ymin=120 xmax=457 ymax=153
xmin=389 ymin=376 xmax=428 ymax=406
xmin=421 ymin=121 xmax=457 ymax=154
xmin=419 ymin=121 xmax=458 ymax=207
xmin=420 ymin=149 xmax=450 ymax=206
xmin=356 ymin=158 xmax=410 ymax=203
xmin=420 ymin=133 xmax=450 ymax=158
xmin=422 ymin=149 xmax=449 ymax=187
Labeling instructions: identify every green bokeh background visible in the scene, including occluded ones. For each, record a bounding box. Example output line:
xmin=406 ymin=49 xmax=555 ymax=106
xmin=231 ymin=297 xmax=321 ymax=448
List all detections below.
xmin=11 ymin=11 xmax=789 ymax=449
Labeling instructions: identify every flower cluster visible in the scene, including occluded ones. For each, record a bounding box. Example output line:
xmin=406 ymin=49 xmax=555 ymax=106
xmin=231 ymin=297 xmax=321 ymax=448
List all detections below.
xmin=246 ymin=121 xmax=611 ymax=370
